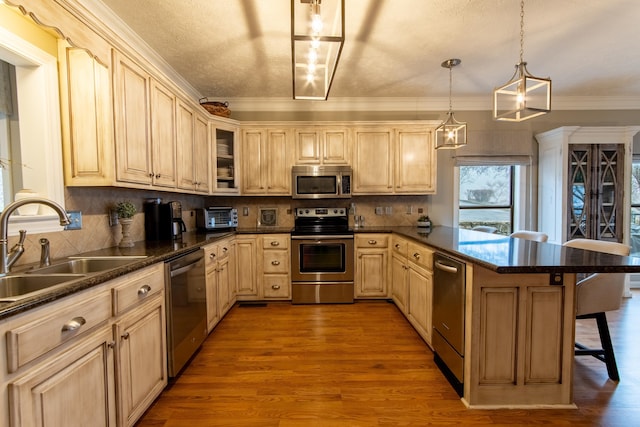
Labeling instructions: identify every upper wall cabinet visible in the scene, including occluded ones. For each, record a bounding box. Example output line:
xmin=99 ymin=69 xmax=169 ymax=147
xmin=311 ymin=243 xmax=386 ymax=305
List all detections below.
xmin=294 ymin=127 xmax=350 ymax=165
xmin=59 ymin=42 xmax=114 ymax=186
xmin=148 ymin=79 xmax=178 ymax=188
xmin=211 ymin=121 xmax=240 ymax=194
xmin=241 ymin=128 xmax=292 ymax=195
xmin=352 ymin=125 xmax=435 ymax=195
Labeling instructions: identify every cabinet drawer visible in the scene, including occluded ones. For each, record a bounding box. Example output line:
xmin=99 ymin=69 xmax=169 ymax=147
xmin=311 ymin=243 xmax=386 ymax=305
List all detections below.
xmin=263 ymin=251 xmax=289 ymax=273
xmin=408 ymin=242 xmax=434 ymax=271
xmin=6 ymin=290 xmax=112 ymax=373
xmin=263 ymin=275 xmax=291 ymax=298
xmin=356 ymin=234 xmax=389 ymax=248
xmin=262 ymin=235 xmax=289 ymax=249
xmin=112 ymin=264 xmax=164 ymax=316
xmin=203 ymin=245 xmax=217 ymax=271
xmin=391 ymin=237 xmax=408 ymax=257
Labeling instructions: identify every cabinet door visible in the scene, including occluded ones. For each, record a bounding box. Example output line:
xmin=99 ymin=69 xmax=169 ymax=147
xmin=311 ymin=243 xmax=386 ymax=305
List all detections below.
xmin=395 ymin=128 xmax=435 ymax=193
xmin=9 ymin=326 xmax=116 ymax=427
xmin=176 ymin=101 xmax=195 ymax=190
xmin=149 ymin=79 xmax=177 ymax=188
xmin=355 ymin=249 xmax=388 ymax=297
xmin=212 ymin=124 xmax=239 ymax=193
xmin=206 ymin=265 xmax=219 ymax=332
xmin=113 ymin=51 xmax=152 ymax=185
xmin=241 ymin=130 xmax=266 ymax=194
xmin=265 ymin=129 xmax=291 ymax=194
xmin=193 ymin=115 xmax=210 ymax=193
xmin=116 ymin=297 xmax=167 ymax=426
xmin=217 ymin=255 xmax=231 ymax=317
xmin=408 ymin=264 xmax=433 ymax=344
xmin=353 ymin=128 xmax=393 ymax=193
xmin=295 ymin=129 xmax=321 ymax=164
xmin=391 ymin=254 xmax=408 ymax=313
xmin=235 ymin=237 xmax=258 ymax=297
xmin=323 ymin=129 xmax=350 ymax=164
xmin=59 ymin=43 xmax=114 ymax=186
xmin=568 ymin=144 xmax=624 ymax=241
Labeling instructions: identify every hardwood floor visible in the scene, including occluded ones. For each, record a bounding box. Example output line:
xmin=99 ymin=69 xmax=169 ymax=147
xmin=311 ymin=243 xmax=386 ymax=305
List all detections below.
xmin=136 ymin=292 xmax=640 ymax=426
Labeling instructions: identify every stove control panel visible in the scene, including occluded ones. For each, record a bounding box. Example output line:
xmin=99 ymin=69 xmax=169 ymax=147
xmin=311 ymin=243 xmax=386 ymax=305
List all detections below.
xmin=295 ymin=207 xmax=347 ymax=218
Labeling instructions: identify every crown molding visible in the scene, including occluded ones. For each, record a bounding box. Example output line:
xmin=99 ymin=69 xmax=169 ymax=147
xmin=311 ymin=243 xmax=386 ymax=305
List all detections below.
xmin=224 ymin=96 xmax=640 ymax=112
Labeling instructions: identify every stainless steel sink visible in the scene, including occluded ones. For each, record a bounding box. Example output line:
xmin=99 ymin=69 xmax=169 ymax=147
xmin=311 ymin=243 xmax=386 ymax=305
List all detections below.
xmin=29 ymin=256 xmax=146 ymax=275
xmin=0 ymin=274 xmax=85 ymax=301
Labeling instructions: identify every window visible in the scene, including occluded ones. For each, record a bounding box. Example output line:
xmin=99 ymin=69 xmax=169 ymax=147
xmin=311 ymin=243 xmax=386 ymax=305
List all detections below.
xmin=458 ymin=165 xmax=515 ymax=235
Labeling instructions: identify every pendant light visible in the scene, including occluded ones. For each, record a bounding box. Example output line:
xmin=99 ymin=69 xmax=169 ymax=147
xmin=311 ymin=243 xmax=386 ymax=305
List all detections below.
xmin=493 ymin=0 xmax=551 ymax=121
xmin=435 ymin=58 xmax=467 ymax=150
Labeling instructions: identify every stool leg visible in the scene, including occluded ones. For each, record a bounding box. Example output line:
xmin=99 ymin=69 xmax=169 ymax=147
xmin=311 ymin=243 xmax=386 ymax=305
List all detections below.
xmin=594 ymin=312 xmax=619 ymax=381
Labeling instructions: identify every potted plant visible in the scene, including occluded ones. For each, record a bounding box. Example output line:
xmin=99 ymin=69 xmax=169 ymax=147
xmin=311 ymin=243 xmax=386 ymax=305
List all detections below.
xmin=417 ymin=215 xmax=431 ymax=228
xmin=115 ymin=200 xmax=136 ymax=247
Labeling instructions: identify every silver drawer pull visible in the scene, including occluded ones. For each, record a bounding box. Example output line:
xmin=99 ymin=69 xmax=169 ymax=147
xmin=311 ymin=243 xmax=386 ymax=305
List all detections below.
xmin=271 ymin=284 xmax=281 ymax=290
xmin=62 ymin=316 xmax=86 ymax=332
xmin=368 ymin=240 xmax=377 ymax=245
xmin=413 ymin=253 xmax=421 ymax=259
xmin=138 ymin=284 xmax=152 ymax=296
xmin=271 ymin=260 xmax=280 ymax=266
xmin=270 ymin=241 xmax=280 ymax=246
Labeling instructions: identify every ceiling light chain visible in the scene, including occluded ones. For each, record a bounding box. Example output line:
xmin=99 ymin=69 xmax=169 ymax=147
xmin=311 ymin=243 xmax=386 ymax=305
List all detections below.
xmin=493 ymin=0 xmax=551 ymax=122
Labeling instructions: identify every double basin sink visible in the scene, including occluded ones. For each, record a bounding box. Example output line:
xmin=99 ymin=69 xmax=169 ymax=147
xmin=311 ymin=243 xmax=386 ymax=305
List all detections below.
xmin=0 ymin=256 xmax=147 ymax=302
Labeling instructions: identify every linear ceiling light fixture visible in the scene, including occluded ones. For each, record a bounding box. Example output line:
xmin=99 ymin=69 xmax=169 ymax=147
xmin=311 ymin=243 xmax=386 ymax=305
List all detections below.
xmin=291 ymin=0 xmax=345 ymax=100
xmin=493 ymin=0 xmax=551 ymax=121
xmin=435 ymin=59 xmax=467 ymax=150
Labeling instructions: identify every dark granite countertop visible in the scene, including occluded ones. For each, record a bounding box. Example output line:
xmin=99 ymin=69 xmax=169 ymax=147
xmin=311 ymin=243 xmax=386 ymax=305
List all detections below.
xmin=3 ymin=226 xmax=640 ymax=320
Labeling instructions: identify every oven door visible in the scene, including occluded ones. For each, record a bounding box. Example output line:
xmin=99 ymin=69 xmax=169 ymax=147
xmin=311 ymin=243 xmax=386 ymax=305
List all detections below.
xmin=291 ymin=235 xmax=354 ymax=282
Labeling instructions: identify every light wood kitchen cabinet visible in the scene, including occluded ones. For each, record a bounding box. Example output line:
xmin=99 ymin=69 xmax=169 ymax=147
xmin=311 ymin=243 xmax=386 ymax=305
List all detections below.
xmin=204 ymin=238 xmax=235 ymax=331
xmin=58 ymin=41 xmax=115 ymax=186
xmin=394 ymin=127 xmax=435 ymax=193
xmin=354 ymin=234 xmax=389 ymax=298
xmin=112 ymin=264 xmax=167 ymax=427
xmin=353 ymin=128 xmax=394 ymax=193
xmin=294 ymin=127 xmax=350 ymax=165
xmin=8 ymin=325 xmax=117 ymax=427
xmin=235 ymin=235 xmax=259 ymax=299
xmin=241 ymin=128 xmax=292 ymax=195
xmin=260 ymin=234 xmax=291 ymax=300
xmin=353 ymin=125 xmax=435 ymax=195
xmin=406 ymin=242 xmax=434 ymax=345
xmin=148 ymin=79 xmax=178 ymax=188
xmin=177 ymin=102 xmax=210 ymax=193
xmin=390 ymin=235 xmax=410 ymax=312
xmin=212 ymin=121 xmax=240 ymax=194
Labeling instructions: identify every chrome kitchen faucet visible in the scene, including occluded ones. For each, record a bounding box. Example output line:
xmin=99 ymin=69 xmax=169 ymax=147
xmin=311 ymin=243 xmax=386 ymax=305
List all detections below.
xmin=0 ymin=197 xmax=71 ymax=275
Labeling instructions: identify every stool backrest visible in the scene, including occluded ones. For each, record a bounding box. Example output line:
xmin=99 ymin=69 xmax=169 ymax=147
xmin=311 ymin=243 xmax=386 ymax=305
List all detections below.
xmin=510 ymin=230 xmax=549 ymax=242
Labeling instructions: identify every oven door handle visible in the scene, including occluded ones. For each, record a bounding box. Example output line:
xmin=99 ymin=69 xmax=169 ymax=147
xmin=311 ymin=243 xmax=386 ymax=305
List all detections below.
xmin=291 ymin=235 xmax=354 ymax=240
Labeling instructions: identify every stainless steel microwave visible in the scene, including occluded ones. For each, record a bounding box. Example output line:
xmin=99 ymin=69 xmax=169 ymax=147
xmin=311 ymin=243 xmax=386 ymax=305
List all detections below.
xmin=292 ymin=165 xmax=352 ymax=199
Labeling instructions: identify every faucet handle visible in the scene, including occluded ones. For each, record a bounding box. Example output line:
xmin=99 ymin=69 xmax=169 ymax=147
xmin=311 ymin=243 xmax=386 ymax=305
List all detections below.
xmin=12 ymin=230 xmax=27 ymax=249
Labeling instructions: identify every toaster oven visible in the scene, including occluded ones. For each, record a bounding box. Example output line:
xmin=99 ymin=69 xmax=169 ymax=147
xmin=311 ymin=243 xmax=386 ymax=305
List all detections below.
xmin=196 ymin=207 xmax=238 ymax=230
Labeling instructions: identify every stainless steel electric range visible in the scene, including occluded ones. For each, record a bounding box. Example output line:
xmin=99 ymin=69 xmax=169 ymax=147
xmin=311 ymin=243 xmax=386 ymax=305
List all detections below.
xmin=290 ymin=207 xmax=354 ymax=304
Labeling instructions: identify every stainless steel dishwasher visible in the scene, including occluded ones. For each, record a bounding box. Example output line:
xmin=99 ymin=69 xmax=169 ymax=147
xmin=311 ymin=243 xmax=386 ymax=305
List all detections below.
xmin=165 ymin=248 xmax=207 ymax=377
xmin=433 ymin=252 xmax=466 ymax=396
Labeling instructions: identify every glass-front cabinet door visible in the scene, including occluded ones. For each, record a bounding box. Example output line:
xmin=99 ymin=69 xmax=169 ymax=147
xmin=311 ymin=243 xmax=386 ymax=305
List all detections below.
xmin=568 ymin=144 xmax=623 ymax=241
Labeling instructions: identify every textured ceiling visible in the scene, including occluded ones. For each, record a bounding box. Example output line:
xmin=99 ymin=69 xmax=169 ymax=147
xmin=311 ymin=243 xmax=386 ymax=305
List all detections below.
xmin=97 ymin=0 xmax=640 ymax=109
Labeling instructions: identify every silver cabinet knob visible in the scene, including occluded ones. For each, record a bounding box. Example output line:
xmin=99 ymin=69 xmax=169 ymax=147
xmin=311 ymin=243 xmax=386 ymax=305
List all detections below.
xmin=270 ymin=241 xmax=280 ymax=246
xmin=138 ymin=284 xmax=152 ymax=296
xmin=271 ymin=260 xmax=280 ymax=266
xmin=62 ymin=316 xmax=86 ymax=332
xmin=368 ymin=240 xmax=377 ymax=245
xmin=122 ymin=332 xmax=130 ymax=340
xmin=272 ymin=284 xmax=281 ymax=290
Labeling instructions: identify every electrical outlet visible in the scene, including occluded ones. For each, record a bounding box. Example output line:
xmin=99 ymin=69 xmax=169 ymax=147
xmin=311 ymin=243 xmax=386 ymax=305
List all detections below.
xmin=418 ymin=208 xmax=424 ymax=214
xmin=242 ymin=207 xmax=249 ymax=216
xmin=108 ymin=209 xmax=119 ymax=227
xmin=406 ymin=205 xmax=413 ymax=214
xmin=375 ymin=207 xmax=383 ymax=215
xmin=385 ymin=206 xmax=393 ymax=215
xmin=65 ymin=211 xmax=83 ymax=230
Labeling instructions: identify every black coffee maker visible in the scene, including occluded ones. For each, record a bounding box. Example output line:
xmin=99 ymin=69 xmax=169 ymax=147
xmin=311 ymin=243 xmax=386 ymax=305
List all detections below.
xmin=144 ymin=199 xmax=186 ymax=240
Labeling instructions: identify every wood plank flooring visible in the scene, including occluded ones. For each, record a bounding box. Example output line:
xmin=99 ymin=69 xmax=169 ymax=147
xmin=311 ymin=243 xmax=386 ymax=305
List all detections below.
xmin=136 ymin=292 xmax=640 ymax=426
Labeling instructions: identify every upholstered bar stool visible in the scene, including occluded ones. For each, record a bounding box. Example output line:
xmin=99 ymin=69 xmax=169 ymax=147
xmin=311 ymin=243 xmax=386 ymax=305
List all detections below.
xmin=510 ymin=230 xmax=549 ymax=242
xmin=563 ymin=238 xmax=631 ymax=381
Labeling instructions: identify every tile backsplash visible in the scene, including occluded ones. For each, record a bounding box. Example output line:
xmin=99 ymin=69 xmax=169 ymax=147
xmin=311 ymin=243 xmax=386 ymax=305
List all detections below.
xmin=8 ymin=188 xmax=430 ymax=268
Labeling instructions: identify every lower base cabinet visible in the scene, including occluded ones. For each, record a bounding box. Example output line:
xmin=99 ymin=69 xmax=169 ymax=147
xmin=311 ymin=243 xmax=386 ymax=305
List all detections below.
xmin=355 ymin=234 xmax=389 ymax=298
xmin=8 ymin=325 xmax=117 ymax=427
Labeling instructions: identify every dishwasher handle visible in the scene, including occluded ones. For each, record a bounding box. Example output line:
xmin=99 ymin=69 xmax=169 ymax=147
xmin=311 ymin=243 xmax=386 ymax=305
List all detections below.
xmin=169 ymin=256 xmax=203 ymax=277
xmin=435 ymin=260 xmax=460 ymax=274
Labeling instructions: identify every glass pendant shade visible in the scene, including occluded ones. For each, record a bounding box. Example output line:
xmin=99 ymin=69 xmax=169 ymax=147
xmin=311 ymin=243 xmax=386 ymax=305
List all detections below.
xmin=493 ymin=62 xmax=551 ymax=121
xmin=435 ymin=111 xmax=467 ymax=149
xmin=291 ymin=0 xmax=345 ymax=100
